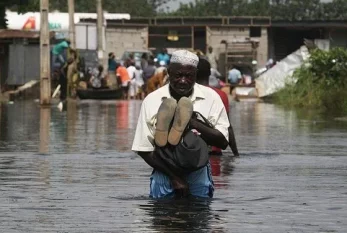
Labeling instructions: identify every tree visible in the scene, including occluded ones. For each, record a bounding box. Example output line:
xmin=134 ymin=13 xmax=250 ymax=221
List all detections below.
xmin=0 ymin=0 xmax=31 ymax=28
xmin=1 ymin=0 xmax=169 ymax=28
xmin=171 ymin=0 xmax=347 ymax=20
xmin=3 ymin=0 xmax=347 ymax=29
xmin=7 ymin=0 xmax=169 ymax=15
xmin=323 ymin=0 xmax=347 ymax=20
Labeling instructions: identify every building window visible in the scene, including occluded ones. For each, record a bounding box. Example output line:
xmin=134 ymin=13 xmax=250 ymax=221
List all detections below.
xmin=250 ymin=27 xmax=261 ymax=37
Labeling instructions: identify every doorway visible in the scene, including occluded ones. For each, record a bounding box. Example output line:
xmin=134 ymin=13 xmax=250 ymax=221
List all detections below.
xmin=193 ymin=26 xmax=206 ymax=53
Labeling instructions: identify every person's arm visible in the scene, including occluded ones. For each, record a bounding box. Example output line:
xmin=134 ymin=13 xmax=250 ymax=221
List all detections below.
xmin=138 ymin=151 xmax=184 ymax=178
xmin=132 ymin=101 xmax=189 ymax=196
xmin=228 ymin=125 xmax=239 ymax=156
xmin=215 ymin=69 xmax=222 ymax=78
xmin=223 ymin=93 xmax=239 ymax=157
xmin=63 ymin=41 xmax=69 ymax=49
xmin=190 ymin=118 xmax=228 ymax=149
xmin=190 ymin=95 xmax=230 ymax=149
xmin=138 ymin=152 xmax=189 ymax=196
xmin=58 ymin=54 xmax=65 ymax=64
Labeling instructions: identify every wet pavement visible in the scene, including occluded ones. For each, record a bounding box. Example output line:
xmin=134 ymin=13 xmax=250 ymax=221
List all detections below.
xmin=1 ymin=99 xmax=347 ymax=232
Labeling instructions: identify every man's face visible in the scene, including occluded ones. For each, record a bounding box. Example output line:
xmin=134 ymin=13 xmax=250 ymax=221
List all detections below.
xmin=208 ymin=47 xmax=213 ymax=53
xmin=168 ymin=64 xmax=196 ymax=96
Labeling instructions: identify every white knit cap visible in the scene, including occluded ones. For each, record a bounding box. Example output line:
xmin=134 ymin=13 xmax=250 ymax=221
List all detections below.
xmin=170 ymin=50 xmax=199 ymax=67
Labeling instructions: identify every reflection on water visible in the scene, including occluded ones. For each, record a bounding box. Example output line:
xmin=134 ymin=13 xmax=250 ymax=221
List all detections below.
xmin=140 ymin=199 xmax=223 ymax=232
xmin=1 ymin=100 xmax=347 ymax=232
xmin=39 ymin=107 xmax=51 ymax=154
xmin=0 ymin=100 xmax=142 ymax=153
xmin=210 ymin=155 xmax=235 ymax=190
xmin=1 ymin=100 xmax=346 ymax=156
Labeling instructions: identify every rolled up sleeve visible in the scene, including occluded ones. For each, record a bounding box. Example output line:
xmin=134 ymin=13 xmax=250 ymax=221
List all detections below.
xmin=131 ymin=101 xmax=155 ymax=152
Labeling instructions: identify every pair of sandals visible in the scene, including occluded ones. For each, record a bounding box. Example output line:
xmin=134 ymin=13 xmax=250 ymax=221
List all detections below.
xmin=154 ymin=97 xmax=193 ymax=147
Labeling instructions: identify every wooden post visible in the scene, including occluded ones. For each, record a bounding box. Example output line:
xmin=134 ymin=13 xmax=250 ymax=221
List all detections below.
xmin=39 ymin=106 xmax=51 ymax=154
xmin=96 ymin=0 xmax=104 ymax=64
xmin=68 ymin=0 xmax=76 ymax=49
xmin=40 ymin=0 xmax=51 ymax=105
xmin=68 ymin=0 xmax=76 ymax=98
xmin=191 ymin=26 xmax=194 ymax=51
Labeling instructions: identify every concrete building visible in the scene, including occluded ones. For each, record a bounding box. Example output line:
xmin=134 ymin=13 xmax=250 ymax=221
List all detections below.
xmin=80 ymin=16 xmax=347 ymax=76
xmin=82 ymin=16 xmax=271 ymax=75
xmin=269 ymin=20 xmax=347 ymax=61
xmin=0 ymin=30 xmax=55 ymax=87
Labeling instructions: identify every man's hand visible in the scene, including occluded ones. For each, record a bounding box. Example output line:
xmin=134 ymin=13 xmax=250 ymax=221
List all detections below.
xmin=171 ymin=177 xmax=189 ymax=198
xmin=189 ymin=116 xmax=228 ymax=149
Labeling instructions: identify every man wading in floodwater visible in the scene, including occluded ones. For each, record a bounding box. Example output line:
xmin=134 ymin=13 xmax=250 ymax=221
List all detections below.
xmin=132 ymin=50 xmax=230 ymax=199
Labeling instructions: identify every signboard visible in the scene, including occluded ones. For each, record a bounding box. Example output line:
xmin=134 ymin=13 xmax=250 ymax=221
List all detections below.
xmin=5 ymin=10 xmax=130 ymax=31
xmin=314 ymin=39 xmax=330 ymax=51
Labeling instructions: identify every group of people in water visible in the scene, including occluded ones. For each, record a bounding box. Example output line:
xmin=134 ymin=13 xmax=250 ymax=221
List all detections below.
xmin=50 ymin=38 xmax=170 ymax=101
xmin=102 ymin=49 xmax=171 ymax=100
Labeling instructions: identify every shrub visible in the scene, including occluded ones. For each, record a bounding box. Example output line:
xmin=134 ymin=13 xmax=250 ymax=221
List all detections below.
xmin=274 ymin=47 xmax=347 ymax=114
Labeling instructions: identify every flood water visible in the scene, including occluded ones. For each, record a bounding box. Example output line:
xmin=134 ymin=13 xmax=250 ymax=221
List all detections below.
xmin=1 ymin=99 xmax=347 ymax=232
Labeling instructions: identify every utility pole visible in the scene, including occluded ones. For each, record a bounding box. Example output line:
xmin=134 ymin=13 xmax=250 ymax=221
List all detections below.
xmin=68 ymin=0 xmax=76 ymax=49
xmin=40 ymin=0 xmax=51 ymax=105
xmin=96 ymin=0 xmax=104 ymax=64
xmin=39 ymin=107 xmax=51 ymax=154
xmin=67 ymin=0 xmax=76 ymax=99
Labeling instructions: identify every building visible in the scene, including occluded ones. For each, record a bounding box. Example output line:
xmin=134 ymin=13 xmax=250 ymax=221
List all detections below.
xmin=269 ymin=20 xmax=347 ymax=61
xmin=0 ymin=30 xmax=55 ymax=88
xmin=81 ymin=16 xmax=271 ymax=75
xmin=82 ymin=16 xmax=347 ymax=74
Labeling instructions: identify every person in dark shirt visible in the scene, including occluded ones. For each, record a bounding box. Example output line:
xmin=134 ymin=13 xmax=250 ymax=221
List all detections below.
xmin=196 ymin=58 xmax=239 ymax=157
xmin=141 ymin=53 xmax=149 ymax=70
xmin=108 ymin=52 xmax=118 ymax=89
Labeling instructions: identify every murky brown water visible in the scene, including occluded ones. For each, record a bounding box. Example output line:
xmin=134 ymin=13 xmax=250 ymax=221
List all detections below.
xmin=1 ymin=99 xmax=347 ymax=232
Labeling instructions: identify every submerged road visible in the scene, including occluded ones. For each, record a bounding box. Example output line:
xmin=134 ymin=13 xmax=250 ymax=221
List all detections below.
xmin=0 ymin=100 xmax=347 ymax=232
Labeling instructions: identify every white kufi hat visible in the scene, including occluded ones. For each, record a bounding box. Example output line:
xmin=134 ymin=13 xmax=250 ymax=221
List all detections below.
xmin=170 ymin=50 xmax=199 ymax=67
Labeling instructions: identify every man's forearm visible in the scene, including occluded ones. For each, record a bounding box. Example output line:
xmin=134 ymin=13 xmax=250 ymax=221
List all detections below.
xmin=228 ymin=125 xmax=239 ymax=156
xmin=138 ymin=151 xmax=182 ymax=179
xmin=190 ymin=119 xmax=228 ymax=149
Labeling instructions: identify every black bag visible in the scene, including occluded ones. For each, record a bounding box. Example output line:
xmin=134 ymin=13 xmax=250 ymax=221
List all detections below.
xmin=155 ymin=111 xmax=213 ymax=173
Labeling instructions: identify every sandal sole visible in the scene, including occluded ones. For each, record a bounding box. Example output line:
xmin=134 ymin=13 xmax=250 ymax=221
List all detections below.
xmin=154 ymin=98 xmax=177 ymax=147
xmin=168 ymin=97 xmax=193 ymax=146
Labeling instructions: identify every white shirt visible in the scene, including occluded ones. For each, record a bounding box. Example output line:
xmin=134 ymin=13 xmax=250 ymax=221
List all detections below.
xmin=134 ymin=69 xmax=144 ymax=86
xmin=207 ymin=52 xmax=218 ymax=69
xmin=210 ymin=68 xmax=221 ymax=78
xmin=127 ymin=66 xmax=136 ymax=80
xmin=131 ymin=83 xmax=230 ymax=152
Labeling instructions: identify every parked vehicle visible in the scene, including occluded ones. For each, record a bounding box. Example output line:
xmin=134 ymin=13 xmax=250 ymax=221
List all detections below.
xmin=118 ymin=49 xmax=153 ymax=67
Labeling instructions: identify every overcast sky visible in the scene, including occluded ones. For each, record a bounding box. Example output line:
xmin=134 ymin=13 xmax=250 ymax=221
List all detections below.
xmin=160 ymin=0 xmax=193 ymax=11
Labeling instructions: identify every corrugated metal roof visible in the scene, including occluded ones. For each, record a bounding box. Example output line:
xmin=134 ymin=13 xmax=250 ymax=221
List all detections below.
xmin=0 ymin=29 xmax=55 ymax=39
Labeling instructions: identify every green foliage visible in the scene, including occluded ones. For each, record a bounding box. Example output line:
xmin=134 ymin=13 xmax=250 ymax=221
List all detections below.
xmin=0 ymin=0 xmax=169 ymax=28
xmin=170 ymin=0 xmax=347 ymax=20
xmin=2 ymin=0 xmax=347 ymax=23
xmin=274 ymin=48 xmax=347 ymax=114
xmin=6 ymin=0 xmax=167 ymax=15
